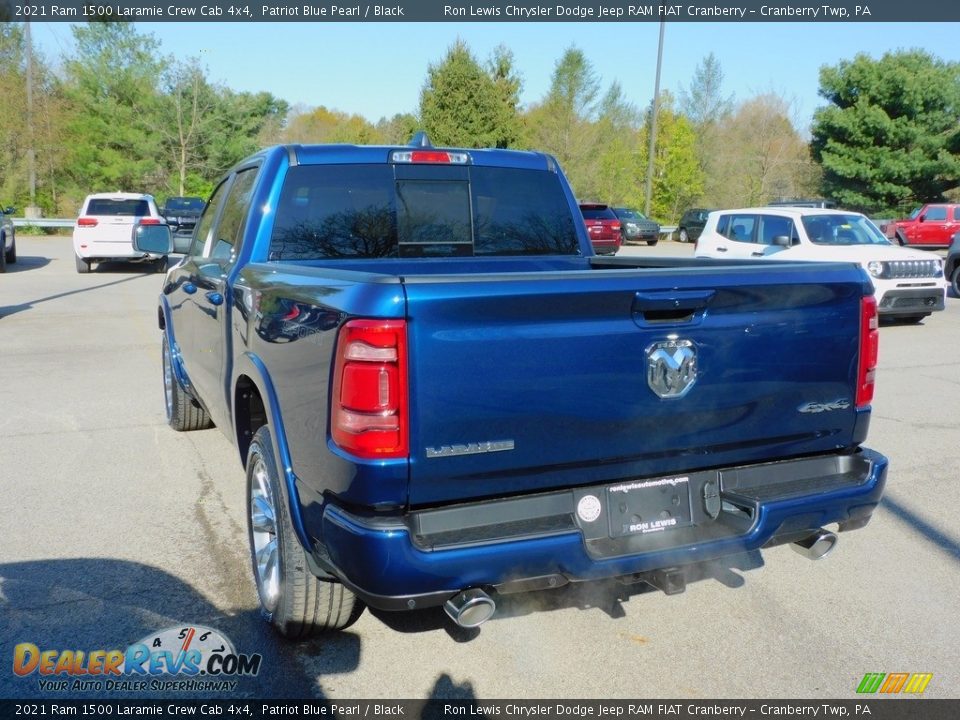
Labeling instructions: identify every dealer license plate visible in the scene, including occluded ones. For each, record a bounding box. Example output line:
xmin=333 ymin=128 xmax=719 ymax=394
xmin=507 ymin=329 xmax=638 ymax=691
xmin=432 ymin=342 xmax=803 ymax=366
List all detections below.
xmin=606 ymin=475 xmax=694 ymax=538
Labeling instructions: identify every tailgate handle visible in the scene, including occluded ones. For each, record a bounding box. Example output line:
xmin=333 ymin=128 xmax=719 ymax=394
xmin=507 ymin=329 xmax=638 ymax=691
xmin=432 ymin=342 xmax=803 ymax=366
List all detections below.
xmin=633 ymin=290 xmax=715 ymax=324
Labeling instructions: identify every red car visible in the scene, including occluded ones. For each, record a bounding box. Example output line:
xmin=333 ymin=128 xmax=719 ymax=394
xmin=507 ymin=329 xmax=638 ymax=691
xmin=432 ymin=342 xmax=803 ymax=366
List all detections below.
xmin=579 ymin=203 xmax=622 ymax=255
xmin=884 ymin=203 xmax=960 ymax=249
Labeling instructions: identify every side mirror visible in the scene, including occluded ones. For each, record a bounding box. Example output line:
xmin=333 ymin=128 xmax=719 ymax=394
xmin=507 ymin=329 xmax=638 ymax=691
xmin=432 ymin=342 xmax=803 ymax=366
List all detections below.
xmin=2 ymin=206 xmax=14 ymax=215
xmin=132 ymin=223 xmax=173 ymax=255
xmin=772 ymin=235 xmax=792 ymax=247
xmin=918 ymin=215 xmax=925 ymax=223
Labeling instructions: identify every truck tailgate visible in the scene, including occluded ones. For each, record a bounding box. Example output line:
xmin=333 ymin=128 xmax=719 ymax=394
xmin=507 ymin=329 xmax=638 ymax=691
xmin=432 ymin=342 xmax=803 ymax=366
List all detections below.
xmin=402 ymin=262 xmax=869 ymax=506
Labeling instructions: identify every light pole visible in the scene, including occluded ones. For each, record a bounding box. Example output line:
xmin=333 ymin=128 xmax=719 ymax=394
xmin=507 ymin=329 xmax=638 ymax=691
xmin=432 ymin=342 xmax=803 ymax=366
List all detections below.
xmin=644 ymin=19 xmax=665 ymax=218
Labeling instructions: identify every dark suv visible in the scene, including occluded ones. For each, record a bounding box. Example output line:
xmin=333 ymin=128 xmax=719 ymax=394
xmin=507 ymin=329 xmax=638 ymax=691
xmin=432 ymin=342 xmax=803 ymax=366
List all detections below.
xmin=0 ymin=205 xmax=15 ymax=272
xmin=612 ymin=207 xmax=660 ymax=246
xmin=677 ymin=208 xmax=712 ymax=244
xmin=161 ymin=196 xmax=205 ymax=253
xmin=945 ymin=232 xmax=960 ymax=297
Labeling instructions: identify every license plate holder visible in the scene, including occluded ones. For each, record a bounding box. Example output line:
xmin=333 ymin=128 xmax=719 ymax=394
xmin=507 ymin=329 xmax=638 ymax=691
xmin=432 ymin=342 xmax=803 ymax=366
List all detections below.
xmin=606 ymin=476 xmax=694 ymax=538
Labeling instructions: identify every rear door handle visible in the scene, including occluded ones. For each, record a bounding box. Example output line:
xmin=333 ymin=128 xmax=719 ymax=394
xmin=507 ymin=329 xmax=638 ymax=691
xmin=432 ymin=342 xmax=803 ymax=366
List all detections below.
xmin=751 ymin=251 xmax=764 ymax=257
xmin=205 ymin=292 xmax=224 ymax=306
xmin=717 ymin=247 xmax=728 ymax=252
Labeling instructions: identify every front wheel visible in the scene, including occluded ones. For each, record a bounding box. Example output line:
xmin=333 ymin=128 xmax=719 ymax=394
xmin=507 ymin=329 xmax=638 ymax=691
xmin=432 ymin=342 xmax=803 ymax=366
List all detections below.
xmin=646 ymin=238 xmax=658 ymax=246
xmin=679 ymin=229 xmax=689 ymax=243
xmin=4 ymin=235 xmax=15 ymax=264
xmin=951 ymin=266 xmax=960 ymax=298
xmin=247 ymin=425 xmax=365 ymax=638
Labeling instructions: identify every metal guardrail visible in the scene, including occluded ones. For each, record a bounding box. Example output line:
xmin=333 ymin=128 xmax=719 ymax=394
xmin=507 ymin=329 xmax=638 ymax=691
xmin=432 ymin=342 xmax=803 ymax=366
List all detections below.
xmin=12 ymin=217 xmax=75 ymax=228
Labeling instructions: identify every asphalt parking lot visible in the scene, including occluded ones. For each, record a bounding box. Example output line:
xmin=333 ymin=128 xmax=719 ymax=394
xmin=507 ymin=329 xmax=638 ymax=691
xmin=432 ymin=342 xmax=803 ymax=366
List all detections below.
xmin=1 ymin=235 xmax=958 ymax=700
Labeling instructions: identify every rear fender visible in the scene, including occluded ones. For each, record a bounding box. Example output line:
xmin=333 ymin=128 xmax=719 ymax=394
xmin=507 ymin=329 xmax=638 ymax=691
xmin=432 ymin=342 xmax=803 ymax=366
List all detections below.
xmin=233 ymin=351 xmax=311 ymax=551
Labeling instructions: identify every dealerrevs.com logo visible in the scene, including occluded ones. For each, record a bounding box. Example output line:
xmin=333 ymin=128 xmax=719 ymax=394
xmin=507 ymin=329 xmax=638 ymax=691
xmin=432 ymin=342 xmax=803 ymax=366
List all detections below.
xmin=12 ymin=625 xmax=262 ymax=693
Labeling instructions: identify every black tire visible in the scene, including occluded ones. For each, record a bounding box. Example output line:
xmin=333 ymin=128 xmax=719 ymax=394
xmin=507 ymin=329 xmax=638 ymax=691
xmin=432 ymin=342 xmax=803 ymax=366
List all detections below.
xmin=246 ymin=425 xmax=364 ymax=638
xmin=951 ymin=266 xmax=960 ymax=298
xmin=895 ymin=232 xmax=907 ymax=247
xmin=5 ymin=234 xmax=15 ymax=264
xmin=0 ymin=240 xmax=6 ymax=273
xmin=75 ymin=254 xmax=90 ymax=274
xmin=154 ymin=256 xmax=168 ymax=273
xmin=162 ymin=334 xmax=213 ymax=431
xmin=646 ymin=238 xmax=658 ymax=246
xmin=679 ymin=228 xmax=689 ymax=243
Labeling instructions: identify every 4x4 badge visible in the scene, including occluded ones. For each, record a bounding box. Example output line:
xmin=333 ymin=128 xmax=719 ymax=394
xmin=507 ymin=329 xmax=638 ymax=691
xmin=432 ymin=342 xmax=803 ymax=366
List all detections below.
xmin=646 ymin=339 xmax=697 ymax=398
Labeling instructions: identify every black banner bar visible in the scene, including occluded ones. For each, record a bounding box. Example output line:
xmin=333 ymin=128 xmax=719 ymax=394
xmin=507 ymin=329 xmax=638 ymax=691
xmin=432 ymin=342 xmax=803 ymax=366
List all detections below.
xmin=0 ymin=0 xmax=958 ymax=23
xmin=2 ymin=700 xmax=960 ymax=720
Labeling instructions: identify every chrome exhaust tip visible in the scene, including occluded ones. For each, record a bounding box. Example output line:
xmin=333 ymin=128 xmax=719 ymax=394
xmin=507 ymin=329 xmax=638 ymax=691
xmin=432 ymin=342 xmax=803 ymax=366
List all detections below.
xmin=443 ymin=588 xmax=496 ymax=628
xmin=791 ymin=529 xmax=838 ymax=561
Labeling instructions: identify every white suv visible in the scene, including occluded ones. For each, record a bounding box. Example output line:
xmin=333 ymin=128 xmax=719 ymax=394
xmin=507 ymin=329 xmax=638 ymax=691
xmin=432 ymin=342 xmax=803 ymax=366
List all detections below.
xmin=72 ymin=192 xmax=167 ymax=274
xmin=695 ymin=207 xmax=946 ymax=323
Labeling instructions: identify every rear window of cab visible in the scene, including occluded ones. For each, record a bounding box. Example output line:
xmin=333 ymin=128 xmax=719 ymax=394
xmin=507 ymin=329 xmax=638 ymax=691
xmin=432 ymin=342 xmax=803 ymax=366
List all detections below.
xmin=268 ymin=164 xmax=580 ymax=260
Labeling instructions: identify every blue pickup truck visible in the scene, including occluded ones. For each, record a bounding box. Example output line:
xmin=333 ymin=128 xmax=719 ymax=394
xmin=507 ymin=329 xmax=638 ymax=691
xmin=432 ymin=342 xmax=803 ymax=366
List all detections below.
xmin=140 ymin=138 xmax=888 ymax=638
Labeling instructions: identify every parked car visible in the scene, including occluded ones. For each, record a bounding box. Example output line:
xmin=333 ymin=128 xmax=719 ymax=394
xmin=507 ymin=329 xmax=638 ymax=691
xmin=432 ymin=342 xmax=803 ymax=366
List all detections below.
xmin=677 ymin=208 xmax=712 ymax=244
xmin=148 ymin=139 xmax=887 ymax=638
xmin=161 ymin=196 xmax=205 ymax=254
xmin=945 ymin=232 xmax=960 ymax=297
xmin=578 ymin=203 xmax=621 ymax=255
xmin=883 ymin=203 xmax=960 ymax=249
xmin=72 ymin=192 xmax=167 ymax=274
xmin=1 ymin=205 xmax=16 ymax=273
xmin=612 ymin=207 xmax=659 ymax=246
xmin=695 ymin=207 xmax=946 ymax=323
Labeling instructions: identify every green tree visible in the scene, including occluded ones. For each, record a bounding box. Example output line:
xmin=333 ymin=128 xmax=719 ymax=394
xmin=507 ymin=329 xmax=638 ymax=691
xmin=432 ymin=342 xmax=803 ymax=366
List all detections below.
xmin=709 ymin=94 xmax=816 ymax=208
xmin=678 ymin=53 xmax=734 ymax=208
xmin=157 ymin=59 xmax=217 ymax=196
xmin=62 ymin=22 xmax=168 ymax=198
xmin=811 ymin=50 xmax=960 ymax=214
xmin=526 ymin=47 xmax=602 ymax=197
xmin=0 ymin=23 xmax=27 ymax=205
xmin=282 ymin=105 xmax=382 ymax=145
xmin=486 ymin=44 xmax=523 ymax=148
xmin=419 ymin=40 xmax=513 ymax=148
xmin=375 ymin=113 xmax=420 ymax=145
xmin=593 ymin=83 xmax=642 ymax=205
xmin=637 ymin=93 xmax=703 ymax=221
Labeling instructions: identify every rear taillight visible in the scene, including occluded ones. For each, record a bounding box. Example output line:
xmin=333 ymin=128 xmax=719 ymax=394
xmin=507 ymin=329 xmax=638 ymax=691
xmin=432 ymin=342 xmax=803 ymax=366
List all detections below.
xmin=138 ymin=217 xmax=162 ymax=225
xmin=77 ymin=217 xmax=98 ymax=227
xmin=611 ymin=222 xmax=621 ymax=232
xmin=856 ymin=295 xmax=879 ymax=408
xmin=331 ymin=319 xmax=408 ymax=459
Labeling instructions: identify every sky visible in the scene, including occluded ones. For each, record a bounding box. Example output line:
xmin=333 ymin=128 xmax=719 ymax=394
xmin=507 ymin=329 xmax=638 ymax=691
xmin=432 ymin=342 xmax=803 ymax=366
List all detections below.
xmin=30 ymin=21 xmax=960 ymax=131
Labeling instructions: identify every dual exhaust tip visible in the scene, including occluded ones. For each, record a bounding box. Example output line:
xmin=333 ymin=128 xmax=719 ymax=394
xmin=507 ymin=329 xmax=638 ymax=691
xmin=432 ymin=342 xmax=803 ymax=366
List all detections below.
xmin=443 ymin=529 xmax=837 ymax=627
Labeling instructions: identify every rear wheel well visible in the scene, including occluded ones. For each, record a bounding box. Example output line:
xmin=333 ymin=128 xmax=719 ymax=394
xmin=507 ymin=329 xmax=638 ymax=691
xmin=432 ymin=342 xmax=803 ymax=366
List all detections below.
xmin=235 ymin=376 xmax=267 ymax=466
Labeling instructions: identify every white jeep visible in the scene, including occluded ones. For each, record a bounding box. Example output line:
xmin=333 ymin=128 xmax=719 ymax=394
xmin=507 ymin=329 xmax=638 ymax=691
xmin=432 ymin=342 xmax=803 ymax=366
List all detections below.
xmin=695 ymin=207 xmax=946 ymax=323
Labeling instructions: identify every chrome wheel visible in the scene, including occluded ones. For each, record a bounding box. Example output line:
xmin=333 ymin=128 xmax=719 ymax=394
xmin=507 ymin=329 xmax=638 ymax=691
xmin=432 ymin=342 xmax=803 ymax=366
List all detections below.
xmin=679 ymin=229 xmax=689 ymax=243
xmin=249 ymin=456 xmax=280 ymax=609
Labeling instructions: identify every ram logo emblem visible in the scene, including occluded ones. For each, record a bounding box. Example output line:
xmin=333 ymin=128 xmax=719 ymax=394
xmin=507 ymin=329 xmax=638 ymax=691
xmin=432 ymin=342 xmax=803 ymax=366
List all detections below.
xmin=646 ymin=339 xmax=697 ymax=398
